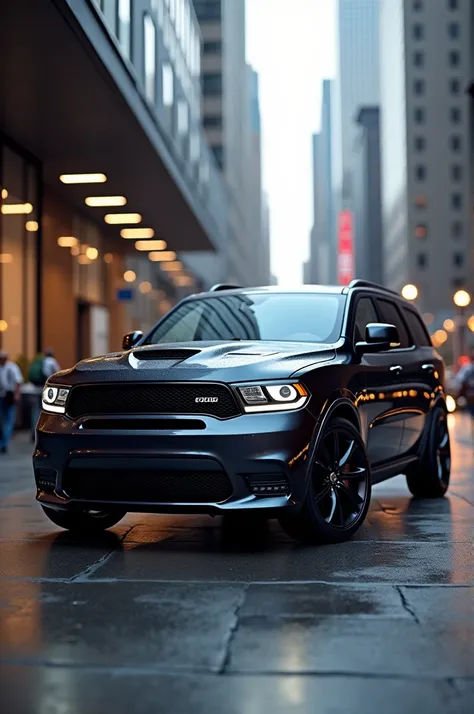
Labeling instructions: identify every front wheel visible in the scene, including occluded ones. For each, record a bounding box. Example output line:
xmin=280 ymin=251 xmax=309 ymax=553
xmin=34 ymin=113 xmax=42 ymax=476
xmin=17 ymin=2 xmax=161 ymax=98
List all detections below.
xmin=41 ymin=506 xmax=127 ymax=532
xmin=278 ymin=417 xmax=371 ymax=544
xmin=405 ymin=407 xmax=450 ymax=498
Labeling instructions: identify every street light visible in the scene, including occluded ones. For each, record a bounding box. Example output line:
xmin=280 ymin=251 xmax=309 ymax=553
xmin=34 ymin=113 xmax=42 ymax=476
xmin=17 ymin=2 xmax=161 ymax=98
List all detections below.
xmin=401 ymin=284 xmax=418 ymax=301
xmin=453 ymin=290 xmax=472 ymax=367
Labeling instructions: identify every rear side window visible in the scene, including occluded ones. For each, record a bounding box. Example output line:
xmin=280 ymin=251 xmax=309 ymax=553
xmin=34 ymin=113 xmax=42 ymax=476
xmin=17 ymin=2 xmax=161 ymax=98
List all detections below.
xmin=353 ymin=297 xmax=378 ymax=343
xmin=375 ymin=299 xmax=412 ymax=348
xmin=402 ymin=308 xmax=432 ymax=346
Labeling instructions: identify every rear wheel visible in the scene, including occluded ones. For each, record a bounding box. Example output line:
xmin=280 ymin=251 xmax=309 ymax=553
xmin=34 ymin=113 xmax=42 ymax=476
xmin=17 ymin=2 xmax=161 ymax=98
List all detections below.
xmin=406 ymin=407 xmax=450 ymax=498
xmin=278 ymin=417 xmax=371 ymax=544
xmin=41 ymin=506 xmax=127 ymax=532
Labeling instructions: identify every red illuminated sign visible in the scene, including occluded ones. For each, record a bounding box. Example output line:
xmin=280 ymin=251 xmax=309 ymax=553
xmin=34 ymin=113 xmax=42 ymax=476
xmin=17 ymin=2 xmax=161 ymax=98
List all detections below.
xmin=338 ymin=211 xmax=354 ymax=286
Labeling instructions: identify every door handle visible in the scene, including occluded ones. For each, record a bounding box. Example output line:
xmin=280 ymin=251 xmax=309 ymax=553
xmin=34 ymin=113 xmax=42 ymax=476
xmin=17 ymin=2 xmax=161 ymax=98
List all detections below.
xmin=421 ymin=363 xmax=435 ymax=373
xmin=390 ymin=365 xmax=403 ymax=374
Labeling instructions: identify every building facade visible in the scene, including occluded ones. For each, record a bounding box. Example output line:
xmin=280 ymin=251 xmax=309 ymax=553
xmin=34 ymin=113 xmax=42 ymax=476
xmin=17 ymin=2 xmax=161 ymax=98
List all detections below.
xmin=0 ymin=0 xmax=229 ymax=369
xmin=380 ymin=0 xmax=473 ymax=319
xmin=194 ymin=0 xmax=265 ymax=286
xmin=353 ymin=107 xmax=383 ymax=284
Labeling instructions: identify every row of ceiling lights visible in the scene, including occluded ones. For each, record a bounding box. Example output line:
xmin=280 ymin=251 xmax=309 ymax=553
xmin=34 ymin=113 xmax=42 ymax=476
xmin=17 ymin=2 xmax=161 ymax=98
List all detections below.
xmin=58 ymin=173 xmax=193 ymax=288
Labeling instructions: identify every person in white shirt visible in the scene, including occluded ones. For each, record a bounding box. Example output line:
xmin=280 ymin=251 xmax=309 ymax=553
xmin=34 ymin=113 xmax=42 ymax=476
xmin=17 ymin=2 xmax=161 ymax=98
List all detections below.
xmin=29 ymin=348 xmax=61 ymax=441
xmin=0 ymin=350 xmax=24 ymax=453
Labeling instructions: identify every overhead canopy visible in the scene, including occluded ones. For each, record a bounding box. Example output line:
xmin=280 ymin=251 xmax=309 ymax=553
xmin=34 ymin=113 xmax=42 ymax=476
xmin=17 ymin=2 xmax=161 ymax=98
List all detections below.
xmin=0 ymin=0 xmax=226 ymax=253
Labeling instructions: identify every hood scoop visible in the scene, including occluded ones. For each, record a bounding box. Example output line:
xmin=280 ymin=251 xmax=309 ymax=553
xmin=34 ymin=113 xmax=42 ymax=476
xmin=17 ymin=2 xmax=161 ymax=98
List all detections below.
xmin=131 ymin=349 xmax=201 ymax=361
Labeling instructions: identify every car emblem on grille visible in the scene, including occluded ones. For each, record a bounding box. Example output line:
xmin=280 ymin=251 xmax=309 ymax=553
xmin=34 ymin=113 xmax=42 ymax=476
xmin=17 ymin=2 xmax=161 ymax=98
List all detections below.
xmin=195 ymin=397 xmax=219 ymax=403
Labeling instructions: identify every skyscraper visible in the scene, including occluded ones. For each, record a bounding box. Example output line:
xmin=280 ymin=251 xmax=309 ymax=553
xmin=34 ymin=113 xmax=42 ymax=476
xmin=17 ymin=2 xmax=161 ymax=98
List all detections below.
xmin=194 ymin=0 xmax=263 ymax=286
xmin=334 ymin=0 xmax=379 ymax=283
xmin=380 ymin=0 xmax=473 ymax=319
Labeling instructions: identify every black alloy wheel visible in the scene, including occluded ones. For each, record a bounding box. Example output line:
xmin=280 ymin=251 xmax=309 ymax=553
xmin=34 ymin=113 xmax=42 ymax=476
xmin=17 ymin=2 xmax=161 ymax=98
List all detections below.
xmin=279 ymin=417 xmax=371 ymax=544
xmin=406 ymin=407 xmax=451 ymax=498
xmin=41 ymin=506 xmax=127 ymax=532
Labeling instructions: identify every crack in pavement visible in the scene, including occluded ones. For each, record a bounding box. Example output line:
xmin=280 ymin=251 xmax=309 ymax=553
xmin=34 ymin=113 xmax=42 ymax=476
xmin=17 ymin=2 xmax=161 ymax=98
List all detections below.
xmin=218 ymin=585 xmax=249 ymax=675
xmin=395 ymin=587 xmax=420 ymax=624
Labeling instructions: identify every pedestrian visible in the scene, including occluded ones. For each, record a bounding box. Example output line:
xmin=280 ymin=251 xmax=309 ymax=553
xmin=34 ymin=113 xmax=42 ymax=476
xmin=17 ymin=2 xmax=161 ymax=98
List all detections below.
xmin=28 ymin=348 xmax=61 ymax=440
xmin=455 ymin=350 xmax=474 ymax=438
xmin=0 ymin=350 xmax=24 ymax=454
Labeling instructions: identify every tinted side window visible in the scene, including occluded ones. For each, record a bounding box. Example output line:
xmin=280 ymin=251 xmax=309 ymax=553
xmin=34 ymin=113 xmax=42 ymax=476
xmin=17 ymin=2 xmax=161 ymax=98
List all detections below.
xmin=353 ymin=297 xmax=378 ymax=343
xmin=402 ymin=308 xmax=432 ymax=346
xmin=376 ymin=300 xmax=412 ymax=348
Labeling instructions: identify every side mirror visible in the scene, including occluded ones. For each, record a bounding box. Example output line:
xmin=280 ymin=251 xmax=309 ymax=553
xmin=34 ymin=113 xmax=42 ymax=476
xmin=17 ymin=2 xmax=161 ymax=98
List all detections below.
xmin=355 ymin=323 xmax=400 ymax=355
xmin=122 ymin=330 xmax=143 ymax=351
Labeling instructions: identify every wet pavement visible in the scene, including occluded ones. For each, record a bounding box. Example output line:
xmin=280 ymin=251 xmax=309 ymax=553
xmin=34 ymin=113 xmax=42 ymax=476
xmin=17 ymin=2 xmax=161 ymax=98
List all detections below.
xmin=0 ymin=413 xmax=473 ymax=713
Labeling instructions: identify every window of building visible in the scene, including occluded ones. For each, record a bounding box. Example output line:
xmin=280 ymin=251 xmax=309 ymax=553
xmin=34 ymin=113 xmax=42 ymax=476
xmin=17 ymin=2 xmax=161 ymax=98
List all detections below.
xmin=450 ymin=107 xmax=461 ymax=123
xmin=117 ymin=0 xmax=131 ymax=58
xmin=452 ymin=221 xmax=463 ymax=238
xmin=415 ymin=165 xmax=426 ymax=181
xmin=448 ymin=0 xmax=459 ymax=9
xmin=449 ymin=50 xmax=460 ymax=67
xmin=448 ymin=22 xmax=460 ymax=38
xmin=375 ymin=300 xmax=411 ymax=348
xmin=212 ymin=145 xmax=224 ymax=169
xmin=414 ymin=51 xmax=424 ymax=67
xmin=0 ymin=143 xmax=39 ymax=359
xmin=451 ymin=135 xmax=461 ymax=151
xmin=177 ymin=100 xmax=189 ymax=135
xmin=450 ymin=78 xmax=461 ymax=94
xmin=162 ymin=63 xmax=174 ymax=107
xmin=414 ymin=107 xmax=425 ymax=123
xmin=203 ymin=41 xmax=222 ymax=54
xmin=202 ymin=73 xmax=222 ymax=96
xmin=413 ymin=0 xmax=423 ymax=9
xmin=414 ymin=79 xmax=425 ymax=95
xmin=402 ymin=308 xmax=431 ymax=346
xmin=417 ymin=253 xmax=427 ymax=269
xmin=415 ymin=224 xmax=428 ymax=239
xmin=193 ymin=1 xmax=221 ymax=20
xmin=414 ymin=136 xmax=426 ymax=151
xmin=143 ymin=14 xmax=156 ymax=104
xmin=452 ymin=165 xmax=462 ymax=181
xmin=413 ymin=24 xmax=423 ymax=40
xmin=451 ymin=193 xmax=462 ymax=209
xmin=453 ymin=253 xmax=464 ymax=268
xmin=203 ymin=114 xmax=223 ymax=129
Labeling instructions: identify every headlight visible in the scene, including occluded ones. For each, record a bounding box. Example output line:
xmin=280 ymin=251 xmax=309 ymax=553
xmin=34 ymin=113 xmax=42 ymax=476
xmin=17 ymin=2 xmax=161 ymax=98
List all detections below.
xmin=237 ymin=383 xmax=309 ymax=413
xmin=42 ymin=385 xmax=70 ymax=414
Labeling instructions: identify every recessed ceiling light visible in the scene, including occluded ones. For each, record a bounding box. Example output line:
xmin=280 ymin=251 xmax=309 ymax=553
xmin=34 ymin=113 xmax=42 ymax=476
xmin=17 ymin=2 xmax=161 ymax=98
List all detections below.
xmin=85 ymin=196 xmax=127 ymax=207
xmin=60 ymin=173 xmax=107 ymax=184
xmin=161 ymin=261 xmax=182 ymax=271
xmin=105 ymin=213 xmax=142 ymax=224
xmin=0 ymin=253 xmax=13 ymax=264
xmin=1 ymin=203 xmax=33 ymax=214
xmin=124 ymin=270 xmax=136 ymax=283
xmin=86 ymin=247 xmax=99 ymax=260
xmin=139 ymin=281 xmax=153 ymax=294
xmin=58 ymin=236 xmax=78 ymax=248
xmin=148 ymin=251 xmax=177 ymax=262
xmin=25 ymin=220 xmax=39 ymax=232
xmin=135 ymin=240 xmax=168 ymax=251
xmin=120 ymin=227 xmax=155 ymax=239
xmin=1 ymin=188 xmax=8 ymax=199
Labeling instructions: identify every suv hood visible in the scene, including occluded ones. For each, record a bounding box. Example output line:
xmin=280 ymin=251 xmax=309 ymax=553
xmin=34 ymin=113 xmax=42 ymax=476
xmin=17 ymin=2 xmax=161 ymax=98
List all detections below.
xmin=51 ymin=341 xmax=336 ymax=385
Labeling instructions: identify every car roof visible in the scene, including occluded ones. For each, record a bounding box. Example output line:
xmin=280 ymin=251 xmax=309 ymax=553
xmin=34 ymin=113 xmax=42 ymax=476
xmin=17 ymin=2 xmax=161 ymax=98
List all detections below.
xmin=191 ymin=285 xmax=346 ymax=299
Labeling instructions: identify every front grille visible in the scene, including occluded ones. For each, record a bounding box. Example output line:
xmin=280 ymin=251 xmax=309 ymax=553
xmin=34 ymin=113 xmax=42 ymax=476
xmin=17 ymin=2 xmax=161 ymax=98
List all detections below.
xmin=67 ymin=383 xmax=240 ymax=419
xmin=63 ymin=468 xmax=233 ymax=504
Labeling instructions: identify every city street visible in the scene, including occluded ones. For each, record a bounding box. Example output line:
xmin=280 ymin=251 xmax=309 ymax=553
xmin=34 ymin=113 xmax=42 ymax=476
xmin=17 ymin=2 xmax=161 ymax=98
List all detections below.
xmin=0 ymin=414 xmax=473 ymax=713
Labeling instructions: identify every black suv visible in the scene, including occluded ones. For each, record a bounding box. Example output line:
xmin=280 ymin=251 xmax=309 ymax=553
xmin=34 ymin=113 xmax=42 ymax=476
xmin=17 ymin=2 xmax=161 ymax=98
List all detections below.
xmin=34 ymin=281 xmax=451 ymax=544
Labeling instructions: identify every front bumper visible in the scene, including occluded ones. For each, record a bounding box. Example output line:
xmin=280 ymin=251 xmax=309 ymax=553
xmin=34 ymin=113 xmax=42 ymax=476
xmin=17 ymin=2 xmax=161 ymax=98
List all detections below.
xmin=33 ymin=410 xmax=317 ymax=514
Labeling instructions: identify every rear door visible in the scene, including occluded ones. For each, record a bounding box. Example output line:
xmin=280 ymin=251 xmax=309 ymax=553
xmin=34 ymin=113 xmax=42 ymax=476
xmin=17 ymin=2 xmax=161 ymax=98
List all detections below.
xmin=374 ymin=298 xmax=432 ymax=459
xmin=351 ymin=295 xmax=404 ymax=465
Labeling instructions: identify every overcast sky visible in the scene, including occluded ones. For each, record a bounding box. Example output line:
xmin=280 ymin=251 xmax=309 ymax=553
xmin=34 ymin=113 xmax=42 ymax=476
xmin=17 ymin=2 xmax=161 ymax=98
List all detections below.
xmin=246 ymin=0 xmax=337 ymax=285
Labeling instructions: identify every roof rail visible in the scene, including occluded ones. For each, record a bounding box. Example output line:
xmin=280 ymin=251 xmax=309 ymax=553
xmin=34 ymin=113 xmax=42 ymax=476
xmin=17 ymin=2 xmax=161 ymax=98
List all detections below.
xmin=209 ymin=283 xmax=242 ymax=292
xmin=347 ymin=279 xmax=400 ymax=297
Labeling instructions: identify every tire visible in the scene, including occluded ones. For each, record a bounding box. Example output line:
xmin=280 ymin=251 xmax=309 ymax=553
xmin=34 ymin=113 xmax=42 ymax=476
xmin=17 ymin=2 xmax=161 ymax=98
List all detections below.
xmin=278 ymin=417 xmax=371 ymax=544
xmin=41 ymin=505 xmax=127 ymax=532
xmin=406 ymin=407 xmax=450 ymax=498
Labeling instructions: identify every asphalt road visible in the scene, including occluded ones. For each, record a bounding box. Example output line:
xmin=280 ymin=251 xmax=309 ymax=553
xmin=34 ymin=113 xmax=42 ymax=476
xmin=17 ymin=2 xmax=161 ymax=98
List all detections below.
xmin=1 ymin=414 xmax=474 ymax=713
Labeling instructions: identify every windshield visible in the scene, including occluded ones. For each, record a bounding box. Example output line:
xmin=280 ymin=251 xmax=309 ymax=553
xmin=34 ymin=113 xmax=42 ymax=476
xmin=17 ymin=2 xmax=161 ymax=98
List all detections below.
xmin=144 ymin=293 xmax=345 ymax=345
